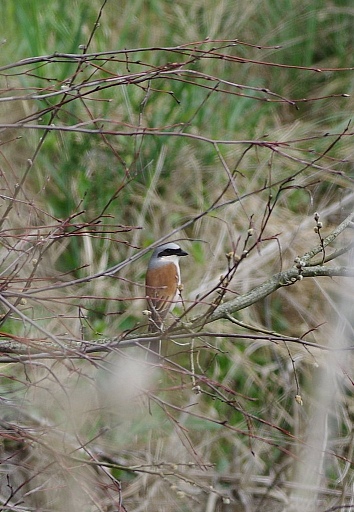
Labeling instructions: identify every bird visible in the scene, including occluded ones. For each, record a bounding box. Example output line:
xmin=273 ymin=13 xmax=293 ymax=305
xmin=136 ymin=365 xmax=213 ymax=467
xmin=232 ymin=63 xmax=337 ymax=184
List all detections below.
xmin=145 ymin=242 xmax=188 ymax=359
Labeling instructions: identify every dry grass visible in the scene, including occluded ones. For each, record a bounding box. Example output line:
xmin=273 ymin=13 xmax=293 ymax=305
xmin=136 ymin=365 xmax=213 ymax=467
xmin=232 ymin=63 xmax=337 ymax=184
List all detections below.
xmin=0 ymin=1 xmax=354 ymax=511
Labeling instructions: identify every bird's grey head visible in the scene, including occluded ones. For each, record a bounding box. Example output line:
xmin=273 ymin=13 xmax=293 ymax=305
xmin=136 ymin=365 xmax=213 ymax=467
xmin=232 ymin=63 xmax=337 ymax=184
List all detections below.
xmin=149 ymin=242 xmax=188 ymax=268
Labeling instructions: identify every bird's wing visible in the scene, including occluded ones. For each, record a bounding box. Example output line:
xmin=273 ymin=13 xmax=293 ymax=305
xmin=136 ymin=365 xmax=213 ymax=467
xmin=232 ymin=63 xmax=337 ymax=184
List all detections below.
xmin=145 ymin=263 xmax=179 ymax=329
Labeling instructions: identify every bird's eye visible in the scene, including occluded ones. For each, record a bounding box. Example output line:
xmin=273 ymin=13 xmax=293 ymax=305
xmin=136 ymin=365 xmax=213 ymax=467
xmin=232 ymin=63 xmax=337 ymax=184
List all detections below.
xmin=159 ymin=248 xmax=176 ymax=257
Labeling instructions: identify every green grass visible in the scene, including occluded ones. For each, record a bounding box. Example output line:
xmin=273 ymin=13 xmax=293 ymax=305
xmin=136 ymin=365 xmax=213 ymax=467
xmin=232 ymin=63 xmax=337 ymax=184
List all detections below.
xmin=1 ymin=0 xmax=354 ymax=510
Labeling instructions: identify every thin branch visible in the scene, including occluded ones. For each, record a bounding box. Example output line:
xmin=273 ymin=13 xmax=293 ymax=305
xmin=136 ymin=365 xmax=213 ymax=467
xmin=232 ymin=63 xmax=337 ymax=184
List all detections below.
xmin=194 ymin=265 xmax=354 ymax=326
xmin=0 ymin=264 xmax=353 ymax=359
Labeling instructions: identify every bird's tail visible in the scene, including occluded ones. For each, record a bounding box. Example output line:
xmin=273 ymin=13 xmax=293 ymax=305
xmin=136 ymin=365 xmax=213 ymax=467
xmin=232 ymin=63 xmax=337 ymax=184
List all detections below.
xmin=146 ymin=320 xmax=162 ymax=363
xmin=146 ymin=337 xmax=161 ymax=362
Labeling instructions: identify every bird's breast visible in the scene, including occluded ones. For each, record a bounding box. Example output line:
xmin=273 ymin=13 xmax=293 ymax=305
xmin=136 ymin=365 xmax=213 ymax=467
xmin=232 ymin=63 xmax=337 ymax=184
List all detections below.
xmin=145 ymin=262 xmax=179 ymax=301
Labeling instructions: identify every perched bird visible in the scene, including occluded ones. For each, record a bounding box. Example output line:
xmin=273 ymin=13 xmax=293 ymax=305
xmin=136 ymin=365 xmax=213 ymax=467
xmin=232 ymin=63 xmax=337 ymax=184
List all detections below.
xmin=145 ymin=242 xmax=188 ymax=358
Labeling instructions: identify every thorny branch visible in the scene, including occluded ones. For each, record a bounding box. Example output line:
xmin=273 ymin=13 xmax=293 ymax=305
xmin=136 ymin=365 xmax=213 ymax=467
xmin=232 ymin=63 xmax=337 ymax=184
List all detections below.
xmin=1 ymin=10 xmax=354 ymax=511
xmin=0 ymin=210 xmax=353 ymax=359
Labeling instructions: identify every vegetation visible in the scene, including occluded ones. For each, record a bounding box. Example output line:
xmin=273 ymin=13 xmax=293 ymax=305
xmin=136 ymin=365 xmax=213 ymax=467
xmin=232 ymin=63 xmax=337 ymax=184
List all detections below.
xmin=0 ymin=1 xmax=354 ymax=510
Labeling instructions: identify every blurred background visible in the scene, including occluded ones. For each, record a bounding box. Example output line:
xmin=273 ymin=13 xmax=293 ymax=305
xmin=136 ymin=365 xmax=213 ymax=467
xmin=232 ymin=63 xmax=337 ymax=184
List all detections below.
xmin=0 ymin=1 xmax=353 ymax=510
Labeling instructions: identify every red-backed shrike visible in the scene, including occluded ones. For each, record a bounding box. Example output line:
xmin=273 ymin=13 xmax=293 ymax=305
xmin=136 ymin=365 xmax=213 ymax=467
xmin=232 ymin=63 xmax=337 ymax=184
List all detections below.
xmin=145 ymin=242 xmax=188 ymax=357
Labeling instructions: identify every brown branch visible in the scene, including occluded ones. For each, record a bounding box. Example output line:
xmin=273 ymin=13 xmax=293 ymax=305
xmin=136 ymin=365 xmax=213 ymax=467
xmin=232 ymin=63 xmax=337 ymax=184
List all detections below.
xmin=192 ymin=265 xmax=354 ymax=327
xmin=0 ymin=264 xmax=353 ymax=359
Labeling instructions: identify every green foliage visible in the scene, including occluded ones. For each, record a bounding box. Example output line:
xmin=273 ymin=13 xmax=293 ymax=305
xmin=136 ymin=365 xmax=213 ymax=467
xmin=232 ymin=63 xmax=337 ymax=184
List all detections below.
xmin=4 ymin=1 xmax=98 ymax=59
xmin=1 ymin=1 xmax=354 ymax=510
